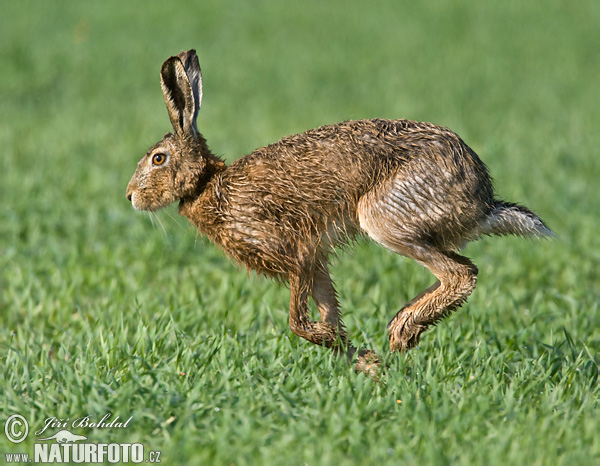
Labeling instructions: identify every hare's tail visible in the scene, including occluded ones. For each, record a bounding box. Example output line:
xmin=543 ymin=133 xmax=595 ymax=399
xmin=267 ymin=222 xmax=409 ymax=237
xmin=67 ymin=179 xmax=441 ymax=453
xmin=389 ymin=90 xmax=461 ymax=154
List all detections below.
xmin=479 ymin=200 xmax=555 ymax=238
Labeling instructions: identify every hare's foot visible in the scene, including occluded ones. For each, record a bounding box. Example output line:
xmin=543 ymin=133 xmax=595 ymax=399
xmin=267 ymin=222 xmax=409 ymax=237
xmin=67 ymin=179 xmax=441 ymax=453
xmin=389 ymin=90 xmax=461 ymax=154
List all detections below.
xmin=388 ymin=311 xmax=425 ymax=352
xmin=351 ymin=348 xmax=383 ymax=380
xmin=356 ymin=350 xmax=383 ymax=380
xmin=290 ymin=320 xmax=346 ymax=349
xmin=387 ymin=282 xmax=437 ymax=352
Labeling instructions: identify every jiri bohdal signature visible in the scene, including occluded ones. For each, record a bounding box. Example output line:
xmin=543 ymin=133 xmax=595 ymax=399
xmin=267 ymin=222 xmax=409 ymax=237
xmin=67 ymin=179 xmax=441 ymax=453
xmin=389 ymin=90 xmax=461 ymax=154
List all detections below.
xmin=35 ymin=413 xmax=132 ymax=436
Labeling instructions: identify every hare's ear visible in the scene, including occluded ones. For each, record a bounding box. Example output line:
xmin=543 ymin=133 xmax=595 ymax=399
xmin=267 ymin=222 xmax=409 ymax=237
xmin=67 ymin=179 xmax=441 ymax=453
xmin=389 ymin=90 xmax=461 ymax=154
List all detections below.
xmin=160 ymin=49 xmax=203 ymax=136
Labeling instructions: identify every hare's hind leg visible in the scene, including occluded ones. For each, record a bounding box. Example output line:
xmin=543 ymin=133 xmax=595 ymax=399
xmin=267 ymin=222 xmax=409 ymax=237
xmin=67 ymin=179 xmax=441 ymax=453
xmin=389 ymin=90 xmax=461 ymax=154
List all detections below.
xmin=387 ymin=248 xmax=478 ymax=352
xmin=357 ymin=170 xmax=480 ymax=351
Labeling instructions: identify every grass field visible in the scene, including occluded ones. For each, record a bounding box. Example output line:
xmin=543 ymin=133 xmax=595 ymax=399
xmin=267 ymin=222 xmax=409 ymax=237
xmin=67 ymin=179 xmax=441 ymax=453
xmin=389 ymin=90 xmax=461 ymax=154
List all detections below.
xmin=1 ymin=1 xmax=599 ymax=464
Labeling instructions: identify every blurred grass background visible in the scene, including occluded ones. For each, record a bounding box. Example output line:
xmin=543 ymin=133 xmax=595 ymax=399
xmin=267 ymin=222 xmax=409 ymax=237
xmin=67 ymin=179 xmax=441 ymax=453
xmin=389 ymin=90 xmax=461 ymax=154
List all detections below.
xmin=1 ymin=0 xmax=598 ymax=464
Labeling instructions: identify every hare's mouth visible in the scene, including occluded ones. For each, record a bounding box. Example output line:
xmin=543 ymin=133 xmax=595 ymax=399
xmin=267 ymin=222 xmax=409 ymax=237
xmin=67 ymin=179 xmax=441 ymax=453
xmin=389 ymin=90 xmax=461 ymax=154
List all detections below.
xmin=129 ymin=192 xmax=151 ymax=211
xmin=129 ymin=191 xmax=174 ymax=212
xmin=129 ymin=192 xmax=143 ymax=211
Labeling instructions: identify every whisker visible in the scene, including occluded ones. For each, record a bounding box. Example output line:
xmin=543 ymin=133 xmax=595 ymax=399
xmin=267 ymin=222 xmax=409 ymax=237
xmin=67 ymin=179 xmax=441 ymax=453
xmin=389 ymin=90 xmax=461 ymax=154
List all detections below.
xmin=151 ymin=211 xmax=173 ymax=247
xmin=163 ymin=208 xmax=187 ymax=232
xmin=146 ymin=211 xmax=156 ymax=228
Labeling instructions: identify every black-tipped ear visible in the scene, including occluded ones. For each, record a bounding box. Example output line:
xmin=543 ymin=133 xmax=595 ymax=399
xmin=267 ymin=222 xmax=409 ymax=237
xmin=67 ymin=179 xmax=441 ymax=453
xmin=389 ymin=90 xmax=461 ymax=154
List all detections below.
xmin=160 ymin=50 xmax=203 ymax=136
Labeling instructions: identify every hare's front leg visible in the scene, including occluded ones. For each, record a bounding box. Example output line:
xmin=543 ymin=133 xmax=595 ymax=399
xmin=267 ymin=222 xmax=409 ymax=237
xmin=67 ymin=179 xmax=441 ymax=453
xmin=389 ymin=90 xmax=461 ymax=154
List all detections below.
xmin=310 ymin=268 xmax=347 ymax=348
xmin=288 ymin=269 xmax=381 ymax=376
xmin=288 ymin=270 xmax=347 ymax=350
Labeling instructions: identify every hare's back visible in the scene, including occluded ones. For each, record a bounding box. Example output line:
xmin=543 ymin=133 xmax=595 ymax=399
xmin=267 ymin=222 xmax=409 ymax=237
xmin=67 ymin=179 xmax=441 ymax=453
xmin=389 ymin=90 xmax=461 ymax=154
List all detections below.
xmin=233 ymin=118 xmax=491 ymax=198
xmin=222 ymin=119 xmax=494 ymax=251
xmin=231 ymin=119 xmax=443 ymax=195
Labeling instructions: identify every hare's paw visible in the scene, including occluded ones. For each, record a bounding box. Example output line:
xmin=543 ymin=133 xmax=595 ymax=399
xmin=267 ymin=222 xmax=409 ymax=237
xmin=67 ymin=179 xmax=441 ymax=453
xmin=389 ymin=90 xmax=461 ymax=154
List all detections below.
xmin=354 ymin=349 xmax=383 ymax=380
xmin=388 ymin=315 xmax=424 ymax=352
xmin=290 ymin=320 xmax=345 ymax=349
xmin=312 ymin=321 xmax=343 ymax=343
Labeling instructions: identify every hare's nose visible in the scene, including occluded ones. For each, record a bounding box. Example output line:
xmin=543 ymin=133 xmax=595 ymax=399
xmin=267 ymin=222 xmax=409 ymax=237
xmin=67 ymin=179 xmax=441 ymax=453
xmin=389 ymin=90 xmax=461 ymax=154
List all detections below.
xmin=126 ymin=184 xmax=134 ymax=202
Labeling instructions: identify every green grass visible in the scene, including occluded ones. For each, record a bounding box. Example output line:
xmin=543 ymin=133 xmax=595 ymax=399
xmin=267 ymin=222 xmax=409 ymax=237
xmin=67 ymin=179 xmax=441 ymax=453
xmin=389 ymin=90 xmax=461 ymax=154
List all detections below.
xmin=1 ymin=0 xmax=599 ymax=464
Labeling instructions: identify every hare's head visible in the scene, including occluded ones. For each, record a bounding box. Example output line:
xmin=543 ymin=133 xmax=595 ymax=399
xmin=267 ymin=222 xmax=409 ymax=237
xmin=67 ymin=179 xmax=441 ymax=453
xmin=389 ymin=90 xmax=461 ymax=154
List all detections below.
xmin=126 ymin=50 xmax=217 ymax=211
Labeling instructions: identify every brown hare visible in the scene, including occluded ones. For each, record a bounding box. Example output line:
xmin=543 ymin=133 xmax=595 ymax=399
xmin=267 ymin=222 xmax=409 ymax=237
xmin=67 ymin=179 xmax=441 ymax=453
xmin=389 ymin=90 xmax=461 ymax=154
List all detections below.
xmin=126 ymin=50 xmax=553 ymax=373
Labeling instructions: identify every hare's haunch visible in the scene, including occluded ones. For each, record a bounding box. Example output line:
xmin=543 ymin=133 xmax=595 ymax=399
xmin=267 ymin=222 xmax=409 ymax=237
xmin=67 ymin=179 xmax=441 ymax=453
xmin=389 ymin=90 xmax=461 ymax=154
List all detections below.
xmin=127 ymin=50 xmax=553 ymax=374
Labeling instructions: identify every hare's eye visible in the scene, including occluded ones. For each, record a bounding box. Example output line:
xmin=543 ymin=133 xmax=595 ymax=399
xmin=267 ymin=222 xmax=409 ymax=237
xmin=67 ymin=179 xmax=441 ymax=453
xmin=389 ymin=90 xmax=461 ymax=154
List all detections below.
xmin=152 ymin=153 xmax=167 ymax=166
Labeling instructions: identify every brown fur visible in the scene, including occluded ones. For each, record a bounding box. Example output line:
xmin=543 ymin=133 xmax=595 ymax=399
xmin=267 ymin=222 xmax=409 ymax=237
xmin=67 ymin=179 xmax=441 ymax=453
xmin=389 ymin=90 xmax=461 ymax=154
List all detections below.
xmin=127 ymin=50 xmax=553 ymax=374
